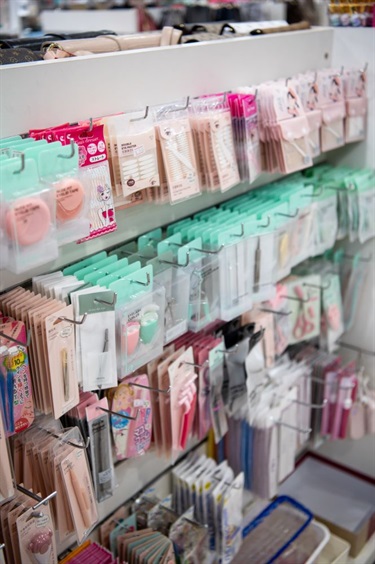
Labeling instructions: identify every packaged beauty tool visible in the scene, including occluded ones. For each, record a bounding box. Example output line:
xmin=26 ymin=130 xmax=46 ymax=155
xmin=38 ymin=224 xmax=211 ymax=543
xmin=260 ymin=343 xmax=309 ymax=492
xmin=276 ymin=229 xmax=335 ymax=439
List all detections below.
xmin=190 ymin=94 xmax=240 ymax=192
xmin=0 ymin=409 xmax=14 ymax=502
xmin=111 ymin=110 xmax=159 ymax=197
xmin=155 ymin=100 xmax=201 ymax=204
xmin=45 ymin=305 xmax=79 ymax=419
xmin=174 ymin=240 xmax=220 ymax=332
xmin=317 ymin=69 xmax=346 ymax=152
xmin=311 ymin=191 xmax=338 ymax=256
xmin=217 ymin=224 xmax=256 ymax=321
xmin=16 ymin=502 xmax=57 ymax=564
xmin=228 ymin=92 xmax=262 ymax=184
xmin=39 ymin=141 xmax=90 ymax=245
xmin=168 ymin=347 xmax=197 ymax=458
xmin=113 ymin=266 xmax=165 ymax=376
xmin=320 ymin=273 xmax=344 ymax=353
xmin=259 ymin=80 xmax=313 ymax=174
xmin=297 ymin=72 xmax=322 ymax=158
xmin=74 ymin=288 xmax=117 ymax=392
xmin=59 ymin=429 xmax=98 ymax=543
xmin=0 ymin=154 xmax=58 ymax=273
xmin=148 ymin=252 xmax=190 ymax=344
xmin=67 ymin=124 xmax=117 ymax=241
xmin=343 ymin=68 xmax=367 ymax=143
xmin=111 ymin=374 xmax=152 ymax=460
xmin=86 ymin=398 xmax=116 ymax=502
xmin=0 ymin=320 xmax=34 ymax=435
xmin=351 ymin=169 xmax=375 ymax=244
xmin=286 ymin=275 xmax=321 ymax=345
xmin=209 ymin=342 xmax=228 ymax=443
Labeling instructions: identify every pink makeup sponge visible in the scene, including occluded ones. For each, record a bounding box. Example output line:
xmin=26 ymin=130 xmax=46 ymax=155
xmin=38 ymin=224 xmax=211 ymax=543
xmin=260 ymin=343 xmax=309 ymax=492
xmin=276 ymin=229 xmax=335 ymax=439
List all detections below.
xmin=55 ymin=177 xmax=85 ymax=222
xmin=5 ymin=196 xmax=50 ymax=246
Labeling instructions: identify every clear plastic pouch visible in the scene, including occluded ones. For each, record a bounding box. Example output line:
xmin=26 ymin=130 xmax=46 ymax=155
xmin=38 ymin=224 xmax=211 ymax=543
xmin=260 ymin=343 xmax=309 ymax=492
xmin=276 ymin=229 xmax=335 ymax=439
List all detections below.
xmin=219 ymin=237 xmax=256 ymax=322
xmin=186 ymin=256 xmax=220 ymax=332
xmin=120 ymin=285 xmax=165 ymax=376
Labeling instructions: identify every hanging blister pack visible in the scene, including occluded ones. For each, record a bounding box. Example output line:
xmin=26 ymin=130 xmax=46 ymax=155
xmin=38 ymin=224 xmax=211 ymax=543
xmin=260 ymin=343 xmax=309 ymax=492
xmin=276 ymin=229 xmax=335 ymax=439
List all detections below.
xmin=343 ymin=68 xmax=367 ymax=143
xmin=318 ymin=69 xmax=346 ymax=152
xmin=0 ymin=154 xmax=58 ymax=274
xmin=209 ymin=342 xmax=228 ymax=444
xmin=176 ymin=240 xmax=220 ymax=332
xmin=111 ymin=374 xmax=152 ymax=460
xmin=86 ymin=398 xmax=116 ymax=503
xmin=112 ymin=266 xmax=165 ymax=376
xmin=39 ymin=141 xmax=90 ymax=245
xmin=189 ymin=94 xmax=240 ymax=192
xmin=228 ymin=92 xmax=262 ymax=184
xmin=297 ymin=72 xmax=322 ymax=158
xmin=112 ymin=110 xmax=159 ymax=197
xmin=148 ymin=251 xmax=190 ymax=344
xmin=217 ymin=225 xmax=256 ymax=321
xmin=320 ymin=273 xmax=344 ymax=353
xmin=311 ymin=190 xmax=338 ymax=256
xmin=68 ymin=124 xmax=117 ymax=241
xmin=76 ymin=289 xmax=117 ymax=391
xmin=155 ymin=100 xmax=201 ymax=204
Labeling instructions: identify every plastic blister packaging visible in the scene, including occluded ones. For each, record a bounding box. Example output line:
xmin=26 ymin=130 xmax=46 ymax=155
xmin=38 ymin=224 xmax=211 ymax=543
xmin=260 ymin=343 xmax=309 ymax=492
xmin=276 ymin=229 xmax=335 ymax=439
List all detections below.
xmin=119 ymin=285 xmax=165 ymax=376
xmin=186 ymin=256 xmax=221 ymax=332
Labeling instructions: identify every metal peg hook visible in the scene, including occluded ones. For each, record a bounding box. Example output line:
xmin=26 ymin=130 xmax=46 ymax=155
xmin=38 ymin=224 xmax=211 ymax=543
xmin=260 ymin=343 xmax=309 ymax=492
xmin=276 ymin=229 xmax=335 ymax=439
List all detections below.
xmin=275 ymin=208 xmax=299 ymax=218
xmin=170 ymin=97 xmax=190 ymax=112
xmin=130 ymin=272 xmax=151 ymax=287
xmin=271 ymin=417 xmax=311 ymax=434
xmin=303 ymin=280 xmax=331 ymax=290
xmin=285 ymin=77 xmax=291 ymax=86
xmin=16 ymin=484 xmax=57 ymax=510
xmin=229 ymin=223 xmax=245 ymax=238
xmin=159 ymin=252 xmax=190 ymax=267
xmin=12 ymin=151 xmax=25 ymax=174
xmin=361 ymin=62 xmax=368 ymax=73
xmin=130 ymin=106 xmax=149 ymax=122
xmin=0 ymin=543 xmax=4 ymax=550
xmin=260 ymin=308 xmax=292 ymax=316
xmin=191 ymin=245 xmax=224 ymax=255
xmin=258 ymin=215 xmax=271 ymax=228
xmin=129 ymin=382 xmax=171 ymax=394
xmin=97 ymin=406 xmax=139 ymax=421
xmin=183 ymin=360 xmax=208 ymax=369
xmin=58 ymin=138 xmax=75 ymax=159
xmin=37 ymin=426 xmax=90 ymax=449
xmin=281 ymin=292 xmax=311 ymax=303
xmin=58 ymin=313 xmax=88 ymax=325
xmin=94 ymin=293 xmax=117 ymax=306
xmin=293 ymin=397 xmax=328 ymax=409
xmin=301 ymin=186 xmax=323 ymax=198
xmin=0 ymin=329 xmax=31 ymax=347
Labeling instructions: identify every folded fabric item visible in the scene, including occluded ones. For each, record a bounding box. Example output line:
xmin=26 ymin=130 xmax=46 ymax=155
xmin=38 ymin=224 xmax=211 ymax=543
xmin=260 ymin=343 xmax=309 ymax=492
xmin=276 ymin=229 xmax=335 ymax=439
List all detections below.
xmin=0 ymin=30 xmax=117 ymax=51
xmin=0 ymin=47 xmax=42 ymax=65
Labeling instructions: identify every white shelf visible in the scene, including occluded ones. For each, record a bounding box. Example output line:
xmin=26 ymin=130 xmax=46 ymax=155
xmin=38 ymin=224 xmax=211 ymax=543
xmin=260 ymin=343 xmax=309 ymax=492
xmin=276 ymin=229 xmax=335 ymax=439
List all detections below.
xmin=0 ymin=28 xmax=333 ymax=138
xmin=0 ymin=28 xmax=333 ymax=292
